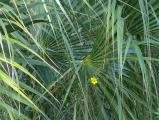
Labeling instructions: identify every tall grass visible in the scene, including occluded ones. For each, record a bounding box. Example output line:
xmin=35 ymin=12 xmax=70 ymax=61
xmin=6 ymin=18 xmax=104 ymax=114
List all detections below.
xmin=0 ymin=0 xmax=159 ymax=119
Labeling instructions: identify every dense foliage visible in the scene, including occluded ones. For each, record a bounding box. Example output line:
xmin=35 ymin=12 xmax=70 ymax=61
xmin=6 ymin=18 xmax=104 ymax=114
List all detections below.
xmin=0 ymin=0 xmax=159 ymax=119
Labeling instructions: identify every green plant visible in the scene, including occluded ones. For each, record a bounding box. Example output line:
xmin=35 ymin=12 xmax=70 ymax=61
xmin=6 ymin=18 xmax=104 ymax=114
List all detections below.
xmin=0 ymin=0 xmax=159 ymax=119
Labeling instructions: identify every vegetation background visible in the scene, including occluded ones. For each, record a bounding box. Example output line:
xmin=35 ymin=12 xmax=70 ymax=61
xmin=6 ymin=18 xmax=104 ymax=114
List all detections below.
xmin=0 ymin=0 xmax=159 ymax=119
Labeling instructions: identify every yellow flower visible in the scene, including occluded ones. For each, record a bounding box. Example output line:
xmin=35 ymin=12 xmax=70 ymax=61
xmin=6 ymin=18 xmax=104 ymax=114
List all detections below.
xmin=90 ymin=76 xmax=98 ymax=85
